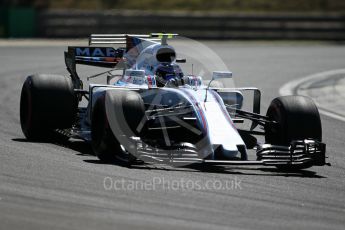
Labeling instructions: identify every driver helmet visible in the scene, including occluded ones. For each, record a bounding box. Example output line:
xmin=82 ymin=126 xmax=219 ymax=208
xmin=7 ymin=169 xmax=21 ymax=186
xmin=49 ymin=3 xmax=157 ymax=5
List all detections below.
xmin=155 ymin=63 xmax=183 ymax=87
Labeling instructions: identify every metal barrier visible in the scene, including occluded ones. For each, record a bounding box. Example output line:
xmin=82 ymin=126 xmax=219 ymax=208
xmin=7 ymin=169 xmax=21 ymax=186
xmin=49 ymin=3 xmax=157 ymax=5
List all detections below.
xmin=34 ymin=10 xmax=345 ymax=40
xmin=0 ymin=7 xmax=36 ymax=38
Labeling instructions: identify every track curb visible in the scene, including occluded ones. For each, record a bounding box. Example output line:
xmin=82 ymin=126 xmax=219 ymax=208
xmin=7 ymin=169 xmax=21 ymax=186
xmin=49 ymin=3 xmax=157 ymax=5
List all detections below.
xmin=279 ymin=69 xmax=345 ymax=122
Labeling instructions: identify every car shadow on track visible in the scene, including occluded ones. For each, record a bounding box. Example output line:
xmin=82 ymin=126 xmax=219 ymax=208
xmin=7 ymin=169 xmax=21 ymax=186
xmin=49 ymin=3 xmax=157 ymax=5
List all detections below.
xmin=12 ymin=137 xmax=95 ymax=156
xmin=12 ymin=138 xmax=326 ymax=179
xmin=185 ymin=164 xmax=326 ymax=178
xmin=83 ymin=159 xmax=326 ymax=179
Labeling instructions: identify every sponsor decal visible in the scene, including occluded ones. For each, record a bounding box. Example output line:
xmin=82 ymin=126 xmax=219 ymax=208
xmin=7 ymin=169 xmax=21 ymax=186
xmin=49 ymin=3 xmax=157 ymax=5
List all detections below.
xmin=75 ymin=47 xmax=117 ymax=57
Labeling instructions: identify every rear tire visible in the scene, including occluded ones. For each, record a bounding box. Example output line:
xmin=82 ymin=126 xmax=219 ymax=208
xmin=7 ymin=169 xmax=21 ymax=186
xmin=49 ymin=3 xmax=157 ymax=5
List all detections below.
xmin=20 ymin=74 xmax=77 ymax=141
xmin=265 ymin=95 xmax=322 ymax=170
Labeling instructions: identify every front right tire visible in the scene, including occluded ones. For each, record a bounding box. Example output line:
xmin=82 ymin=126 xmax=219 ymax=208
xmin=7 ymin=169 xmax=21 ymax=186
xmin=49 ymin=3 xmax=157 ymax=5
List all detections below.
xmin=91 ymin=90 xmax=146 ymax=163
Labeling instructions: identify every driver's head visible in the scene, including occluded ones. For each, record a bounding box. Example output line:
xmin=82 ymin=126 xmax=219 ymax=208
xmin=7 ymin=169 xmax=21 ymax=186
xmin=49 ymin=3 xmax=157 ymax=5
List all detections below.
xmin=155 ymin=63 xmax=183 ymax=87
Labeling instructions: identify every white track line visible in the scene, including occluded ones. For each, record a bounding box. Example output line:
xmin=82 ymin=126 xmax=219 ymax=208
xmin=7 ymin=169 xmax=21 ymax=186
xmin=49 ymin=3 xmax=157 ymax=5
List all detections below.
xmin=279 ymin=69 xmax=345 ymax=123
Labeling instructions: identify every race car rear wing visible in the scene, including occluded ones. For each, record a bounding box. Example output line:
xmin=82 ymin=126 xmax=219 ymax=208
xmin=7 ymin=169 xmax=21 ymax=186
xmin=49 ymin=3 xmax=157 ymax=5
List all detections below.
xmin=88 ymin=33 xmax=177 ymax=46
xmin=64 ymin=46 xmax=126 ymax=89
xmin=65 ymin=33 xmax=179 ymax=88
xmin=66 ymin=46 xmax=125 ymax=68
xmin=88 ymin=34 xmax=160 ymax=46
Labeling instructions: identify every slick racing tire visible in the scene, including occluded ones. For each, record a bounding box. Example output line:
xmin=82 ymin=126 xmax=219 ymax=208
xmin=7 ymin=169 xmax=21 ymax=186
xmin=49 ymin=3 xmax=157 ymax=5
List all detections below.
xmin=20 ymin=74 xmax=77 ymax=141
xmin=91 ymin=90 xmax=146 ymax=163
xmin=265 ymin=95 xmax=322 ymax=170
xmin=265 ymin=95 xmax=322 ymax=145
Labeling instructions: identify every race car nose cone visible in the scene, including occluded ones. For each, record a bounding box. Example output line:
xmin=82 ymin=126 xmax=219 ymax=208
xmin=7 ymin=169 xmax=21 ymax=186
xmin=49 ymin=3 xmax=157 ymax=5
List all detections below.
xmin=213 ymin=144 xmax=240 ymax=159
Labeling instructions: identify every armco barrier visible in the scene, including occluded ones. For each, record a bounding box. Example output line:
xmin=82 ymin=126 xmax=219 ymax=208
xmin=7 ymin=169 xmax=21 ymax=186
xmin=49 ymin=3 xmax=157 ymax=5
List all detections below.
xmin=8 ymin=8 xmax=36 ymax=38
xmin=0 ymin=7 xmax=36 ymax=38
xmin=36 ymin=10 xmax=345 ymax=40
xmin=0 ymin=8 xmax=8 ymax=37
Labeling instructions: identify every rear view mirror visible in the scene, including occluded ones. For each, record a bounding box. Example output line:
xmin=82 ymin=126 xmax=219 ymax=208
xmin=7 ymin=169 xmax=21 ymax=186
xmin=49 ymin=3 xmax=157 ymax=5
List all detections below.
xmin=212 ymin=71 xmax=232 ymax=80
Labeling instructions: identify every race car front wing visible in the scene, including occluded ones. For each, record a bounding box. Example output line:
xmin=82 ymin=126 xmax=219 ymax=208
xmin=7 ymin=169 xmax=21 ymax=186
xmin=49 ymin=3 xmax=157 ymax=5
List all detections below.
xmin=255 ymin=139 xmax=326 ymax=166
xmin=203 ymin=139 xmax=327 ymax=167
xmin=134 ymin=139 xmax=327 ymax=168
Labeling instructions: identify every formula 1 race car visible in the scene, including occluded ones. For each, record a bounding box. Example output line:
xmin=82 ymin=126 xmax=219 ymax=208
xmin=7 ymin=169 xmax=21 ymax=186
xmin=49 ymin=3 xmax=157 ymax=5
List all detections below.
xmin=20 ymin=33 xmax=327 ymax=170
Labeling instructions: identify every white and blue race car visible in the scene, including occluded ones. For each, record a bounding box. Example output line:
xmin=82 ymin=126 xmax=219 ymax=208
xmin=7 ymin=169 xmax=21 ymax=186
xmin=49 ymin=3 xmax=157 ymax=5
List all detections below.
xmin=20 ymin=33 xmax=327 ymax=170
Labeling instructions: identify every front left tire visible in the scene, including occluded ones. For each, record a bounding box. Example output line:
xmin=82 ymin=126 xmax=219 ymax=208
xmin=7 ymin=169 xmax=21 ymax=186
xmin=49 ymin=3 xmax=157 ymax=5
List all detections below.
xmin=265 ymin=95 xmax=322 ymax=146
xmin=264 ymin=95 xmax=322 ymax=170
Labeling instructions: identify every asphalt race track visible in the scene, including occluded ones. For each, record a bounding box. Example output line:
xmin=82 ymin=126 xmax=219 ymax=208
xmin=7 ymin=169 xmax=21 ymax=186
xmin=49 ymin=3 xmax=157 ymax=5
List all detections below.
xmin=0 ymin=41 xmax=345 ymax=230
